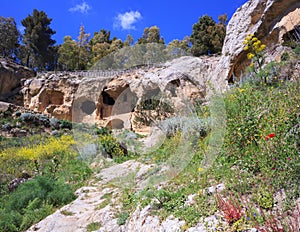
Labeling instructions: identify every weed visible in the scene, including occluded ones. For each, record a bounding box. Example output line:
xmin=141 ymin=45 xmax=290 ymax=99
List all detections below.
xmin=216 ymin=193 xmax=243 ymax=224
xmin=117 ymin=211 xmax=130 ymax=225
xmin=86 ymin=221 xmax=102 ymax=231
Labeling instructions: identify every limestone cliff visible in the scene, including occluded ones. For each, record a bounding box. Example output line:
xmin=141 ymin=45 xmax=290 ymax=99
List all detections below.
xmin=211 ymin=0 xmax=300 ymax=90
xmin=0 ymin=58 xmax=35 ymax=105
xmin=23 ymin=56 xmax=219 ymax=130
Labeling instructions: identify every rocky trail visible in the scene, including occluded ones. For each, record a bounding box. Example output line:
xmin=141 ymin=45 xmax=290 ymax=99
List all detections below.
xmin=27 ymin=160 xmax=221 ymax=232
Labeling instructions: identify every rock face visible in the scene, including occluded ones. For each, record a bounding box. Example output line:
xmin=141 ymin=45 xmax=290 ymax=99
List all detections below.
xmin=22 ymin=73 xmax=81 ymax=120
xmin=24 ymin=56 xmax=219 ymax=128
xmin=0 ymin=58 xmax=35 ymax=105
xmin=211 ymin=0 xmax=300 ymax=90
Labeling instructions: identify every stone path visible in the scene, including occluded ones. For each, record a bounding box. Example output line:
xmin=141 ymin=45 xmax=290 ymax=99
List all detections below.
xmin=27 ymin=160 xmax=222 ymax=232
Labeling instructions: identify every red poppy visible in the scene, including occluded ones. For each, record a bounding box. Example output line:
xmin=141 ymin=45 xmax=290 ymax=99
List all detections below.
xmin=265 ymin=133 xmax=275 ymax=141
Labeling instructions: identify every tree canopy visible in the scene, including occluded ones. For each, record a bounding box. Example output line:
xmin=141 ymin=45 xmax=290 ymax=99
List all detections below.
xmin=190 ymin=14 xmax=227 ymax=56
xmin=21 ymin=9 xmax=56 ymax=70
xmin=0 ymin=17 xmax=19 ymax=58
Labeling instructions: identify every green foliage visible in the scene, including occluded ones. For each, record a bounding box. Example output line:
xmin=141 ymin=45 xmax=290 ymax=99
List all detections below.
xmin=59 ymin=119 xmax=72 ymax=129
xmin=19 ymin=198 xmax=53 ymax=231
xmin=86 ymin=222 xmax=102 ymax=232
xmin=99 ymin=134 xmax=126 ymax=160
xmin=294 ymin=45 xmax=300 ymax=55
xmin=190 ymin=14 xmax=227 ymax=56
xmin=21 ymin=9 xmax=56 ymax=70
xmin=137 ymin=26 xmax=165 ymax=44
xmin=0 ymin=209 xmax=22 ymax=232
xmin=58 ymin=36 xmax=78 ymax=70
xmin=6 ymin=176 xmax=75 ymax=211
xmin=117 ymin=212 xmax=130 ymax=225
xmin=0 ymin=176 xmax=74 ymax=232
xmin=0 ymin=16 xmax=20 ymax=58
xmin=252 ymin=187 xmax=274 ymax=210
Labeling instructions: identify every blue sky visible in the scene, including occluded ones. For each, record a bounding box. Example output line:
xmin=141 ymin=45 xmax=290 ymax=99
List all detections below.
xmin=1 ymin=0 xmax=248 ymax=44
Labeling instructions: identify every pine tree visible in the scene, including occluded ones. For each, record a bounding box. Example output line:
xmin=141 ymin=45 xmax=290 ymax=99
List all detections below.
xmin=138 ymin=26 xmax=165 ymax=44
xmin=21 ymin=9 xmax=56 ymax=70
xmin=58 ymin=36 xmax=78 ymax=70
xmin=190 ymin=14 xmax=227 ymax=56
xmin=0 ymin=17 xmax=20 ymax=58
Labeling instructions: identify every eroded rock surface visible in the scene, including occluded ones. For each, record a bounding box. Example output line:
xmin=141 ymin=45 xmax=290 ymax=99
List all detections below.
xmin=23 ymin=56 xmax=219 ymax=129
xmin=22 ymin=72 xmax=81 ymax=120
xmin=0 ymin=58 xmax=35 ymax=105
xmin=212 ymin=0 xmax=300 ymax=90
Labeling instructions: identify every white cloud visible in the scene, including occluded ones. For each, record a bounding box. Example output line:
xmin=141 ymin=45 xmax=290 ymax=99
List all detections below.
xmin=114 ymin=11 xmax=142 ymax=30
xmin=69 ymin=1 xmax=91 ymax=14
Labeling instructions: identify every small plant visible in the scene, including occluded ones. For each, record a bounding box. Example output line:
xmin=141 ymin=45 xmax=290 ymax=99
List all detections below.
xmin=216 ymin=193 xmax=243 ymax=224
xmin=253 ymin=187 xmax=274 ymax=210
xmin=95 ymin=193 xmax=113 ymax=210
xmin=86 ymin=221 xmax=101 ymax=232
xmin=60 ymin=210 xmax=74 ymax=216
xmin=117 ymin=211 xmax=130 ymax=225
xmin=243 ymin=34 xmax=267 ymax=83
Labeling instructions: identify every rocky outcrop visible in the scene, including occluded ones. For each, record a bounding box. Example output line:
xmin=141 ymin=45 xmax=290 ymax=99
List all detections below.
xmin=0 ymin=58 xmax=35 ymax=105
xmin=211 ymin=0 xmax=300 ymax=90
xmin=22 ymin=73 xmax=81 ymax=120
xmin=24 ymin=56 xmax=219 ymax=129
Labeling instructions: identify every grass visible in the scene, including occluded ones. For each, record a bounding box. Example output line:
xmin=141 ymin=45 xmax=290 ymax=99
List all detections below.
xmin=86 ymin=221 xmax=102 ymax=232
xmin=95 ymin=192 xmax=113 ymax=210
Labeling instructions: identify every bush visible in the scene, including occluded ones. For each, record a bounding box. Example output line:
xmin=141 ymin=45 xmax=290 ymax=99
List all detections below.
xmin=6 ymin=176 xmax=75 ymax=211
xmin=59 ymin=119 xmax=72 ymax=130
xmin=0 ymin=176 xmax=75 ymax=232
xmin=99 ymin=134 xmax=126 ymax=159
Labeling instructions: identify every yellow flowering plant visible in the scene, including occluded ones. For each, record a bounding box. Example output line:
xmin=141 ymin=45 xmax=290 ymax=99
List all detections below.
xmin=243 ymin=34 xmax=267 ymax=83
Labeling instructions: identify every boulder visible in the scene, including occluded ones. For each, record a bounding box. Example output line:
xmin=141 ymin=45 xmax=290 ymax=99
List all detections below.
xmin=0 ymin=58 xmax=35 ymax=104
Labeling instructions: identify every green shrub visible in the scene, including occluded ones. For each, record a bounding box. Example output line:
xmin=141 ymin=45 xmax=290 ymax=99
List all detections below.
xmin=0 ymin=209 xmax=22 ymax=232
xmin=19 ymin=198 xmax=53 ymax=231
xmin=117 ymin=212 xmax=130 ymax=225
xmin=59 ymin=119 xmax=72 ymax=130
xmin=87 ymin=222 xmax=102 ymax=231
xmin=99 ymin=134 xmax=126 ymax=159
xmin=294 ymin=45 xmax=300 ymax=55
xmin=0 ymin=176 xmax=75 ymax=231
xmin=6 ymin=176 xmax=75 ymax=211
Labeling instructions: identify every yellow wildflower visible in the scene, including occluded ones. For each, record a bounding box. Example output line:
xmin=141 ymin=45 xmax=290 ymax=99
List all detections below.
xmin=244 ymin=46 xmax=249 ymax=51
xmin=260 ymin=44 xmax=266 ymax=50
xmin=250 ymin=62 xmax=254 ymax=68
xmin=198 ymin=167 xmax=204 ymax=173
xmin=247 ymin=53 xmax=255 ymax=59
xmin=252 ymin=37 xmax=258 ymax=42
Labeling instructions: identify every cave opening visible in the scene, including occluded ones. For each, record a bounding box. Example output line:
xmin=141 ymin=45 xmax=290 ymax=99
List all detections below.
xmin=102 ymin=91 xmax=115 ymax=105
